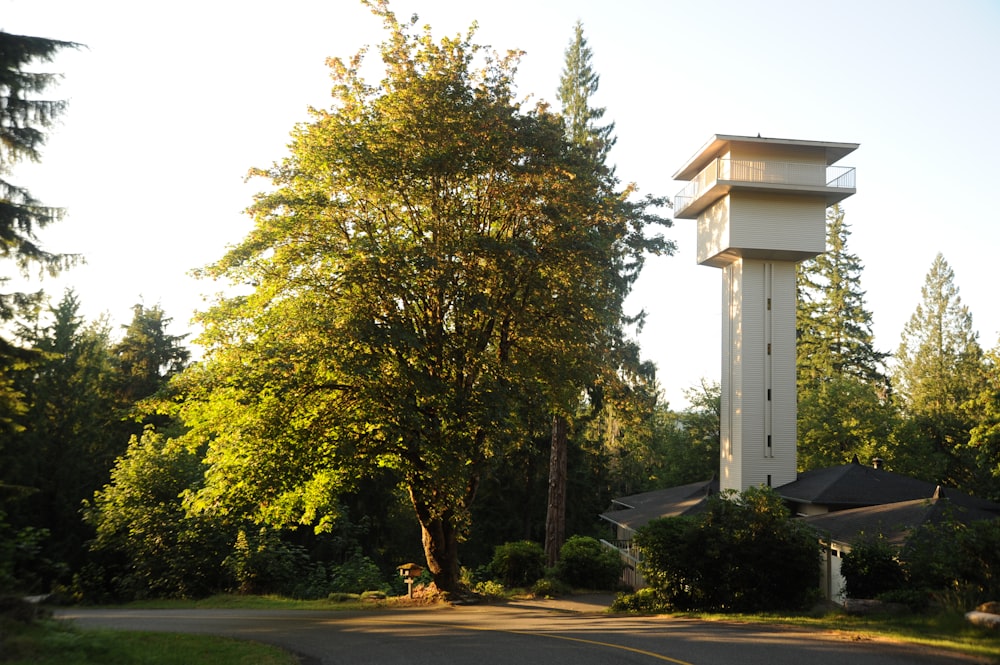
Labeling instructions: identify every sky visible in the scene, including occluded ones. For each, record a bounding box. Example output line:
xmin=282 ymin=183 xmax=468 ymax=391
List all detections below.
xmin=4 ymin=0 xmax=1000 ymax=409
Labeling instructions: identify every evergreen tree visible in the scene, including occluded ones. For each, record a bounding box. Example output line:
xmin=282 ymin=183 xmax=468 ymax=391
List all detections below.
xmin=112 ymin=303 xmax=190 ymax=407
xmin=557 ymin=21 xmax=614 ymax=166
xmin=545 ymin=21 xmax=673 ymax=565
xmin=0 ymin=31 xmax=81 ymax=316
xmin=0 ymin=30 xmax=80 ymax=435
xmin=796 ymin=205 xmax=893 ymax=468
xmin=2 ymin=291 xmax=117 ymax=578
xmin=797 ymin=205 xmax=887 ymax=390
xmin=891 ymin=253 xmax=985 ymax=489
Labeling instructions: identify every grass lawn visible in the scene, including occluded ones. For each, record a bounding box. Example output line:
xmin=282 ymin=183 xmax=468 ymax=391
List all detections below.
xmin=688 ymin=608 xmax=1000 ymax=662
xmin=1 ymin=618 xmax=296 ymax=665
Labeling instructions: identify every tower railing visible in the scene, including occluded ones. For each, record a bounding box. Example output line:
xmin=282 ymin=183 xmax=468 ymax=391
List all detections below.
xmin=674 ymin=159 xmax=856 ymax=216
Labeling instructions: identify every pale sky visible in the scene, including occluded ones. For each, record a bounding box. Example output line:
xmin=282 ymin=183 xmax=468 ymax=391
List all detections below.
xmin=4 ymin=0 xmax=1000 ymax=409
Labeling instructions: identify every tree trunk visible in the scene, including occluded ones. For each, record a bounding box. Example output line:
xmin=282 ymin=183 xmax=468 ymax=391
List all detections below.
xmin=408 ymin=487 xmax=462 ymax=595
xmin=544 ymin=414 xmax=568 ymax=568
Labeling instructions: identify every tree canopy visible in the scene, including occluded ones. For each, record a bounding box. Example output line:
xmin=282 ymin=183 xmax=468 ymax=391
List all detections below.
xmin=178 ymin=1 xmax=669 ymax=594
xmin=891 ymin=253 xmax=986 ymax=490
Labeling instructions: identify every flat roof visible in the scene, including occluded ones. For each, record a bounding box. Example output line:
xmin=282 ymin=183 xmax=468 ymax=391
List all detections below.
xmin=673 ymin=134 xmax=859 ymax=181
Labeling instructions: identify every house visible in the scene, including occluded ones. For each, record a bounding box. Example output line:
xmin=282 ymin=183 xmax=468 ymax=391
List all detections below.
xmin=599 ymin=479 xmax=716 ymax=588
xmin=804 ymin=487 xmax=1000 ymax=602
xmin=600 ymin=458 xmax=1000 ymax=597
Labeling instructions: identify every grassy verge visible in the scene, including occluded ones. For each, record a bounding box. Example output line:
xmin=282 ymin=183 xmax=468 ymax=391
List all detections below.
xmin=1 ymin=618 xmax=296 ymax=665
xmin=685 ymin=609 xmax=1000 ymax=661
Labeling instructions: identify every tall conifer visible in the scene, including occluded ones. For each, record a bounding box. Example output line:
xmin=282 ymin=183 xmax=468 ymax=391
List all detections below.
xmin=892 ymin=253 xmax=985 ymax=488
xmin=795 ymin=205 xmax=892 ymax=468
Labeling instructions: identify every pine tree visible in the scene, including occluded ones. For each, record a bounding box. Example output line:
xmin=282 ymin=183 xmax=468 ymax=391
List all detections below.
xmin=797 ymin=205 xmax=887 ymax=390
xmin=545 ymin=21 xmax=673 ymax=566
xmin=0 ymin=31 xmax=81 ymax=311
xmin=0 ymin=31 xmax=80 ymax=434
xmin=557 ymin=21 xmax=614 ymax=166
xmin=891 ymin=253 xmax=985 ymax=489
xmin=795 ymin=205 xmax=892 ymax=468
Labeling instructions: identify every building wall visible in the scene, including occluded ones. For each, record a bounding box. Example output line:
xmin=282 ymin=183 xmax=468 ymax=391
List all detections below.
xmin=720 ymin=258 xmax=797 ymax=492
xmin=730 ymin=194 xmax=826 ymax=257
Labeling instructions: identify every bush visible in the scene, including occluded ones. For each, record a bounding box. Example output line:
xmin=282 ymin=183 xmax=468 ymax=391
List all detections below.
xmin=489 ymin=541 xmax=545 ymax=588
xmin=841 ymin=535 xmax=906 ymax=599
xmin=611 ymin=587 xmax=665 ymax=614
xmin=329 ymin=550 xmax=385 ymax=594
xmin=473 ymin=580 xmax=506 ymax=600
xmin=531 ymin=577 xmax=570 ymax=598
xmin=554 ymin=535 xmax=621 ymax=590
xmin=634 ymin=486 xmax=820 ymax=612
xmin=901 ymin=511 xmax=1000 ymax=606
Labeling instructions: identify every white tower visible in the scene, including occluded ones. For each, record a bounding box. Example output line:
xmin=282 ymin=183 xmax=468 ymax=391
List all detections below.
xmin=673 ymin=135 xmax=857 ymax=492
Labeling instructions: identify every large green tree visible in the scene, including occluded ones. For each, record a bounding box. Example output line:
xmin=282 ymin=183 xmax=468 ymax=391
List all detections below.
xmin=796 ymin=205 xmax=893 ymax=468
xmin=179 ymin=2 xmax=669 ymax=594
xmin=0 ymin=31 xmax=80 ymax=435
xmin=891 ymin=253 xmax=985 ymax=489
xmin=797 ymin=205 xmax=887 ymax=390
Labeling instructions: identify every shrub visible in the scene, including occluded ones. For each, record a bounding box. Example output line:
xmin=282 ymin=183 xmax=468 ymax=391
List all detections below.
xmin=634 ymin=486 xmax=820 ymax=612
xmin=329 ymin=550 xmax=385 ymax=594
xmin=473 ymin=580 xmax=505 ymax=600
xmin=531 ymin=577 xmax=570 ymax=598
xmin=901 ymin=511 xmax=1000 ymax=606
xmin=611 ymin=587 xmax=665 ymax=614
xmin=841 ymin=535 xmax=906 ymax=599
xmin=489 ymin=541 xmax=545 ymax=588
xmin=554 ymin=535 xmax=621 ymax=590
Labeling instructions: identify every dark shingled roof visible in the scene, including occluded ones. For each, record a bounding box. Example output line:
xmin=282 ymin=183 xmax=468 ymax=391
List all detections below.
xmin=777 ymin=461 xmax=941 ymax=509
xmin=599 ymin=478 xmax=717 ymax=532
xmin=803 ymin=490 xmax=1000 ymax=547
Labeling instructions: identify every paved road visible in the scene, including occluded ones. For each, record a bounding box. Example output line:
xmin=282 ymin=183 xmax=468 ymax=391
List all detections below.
xmin=58 ymin=598 xmax=990 ymax=665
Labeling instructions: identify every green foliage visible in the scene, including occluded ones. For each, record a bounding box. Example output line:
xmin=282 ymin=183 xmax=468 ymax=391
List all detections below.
xmin=634 ymin=486 xmax=820 ymax=612
xmin=553 ymin=535 xmax=621 ymax=590
xmin=796 ymin=205 xmax=892 ymax=470
xmin=531 ymin=576 xmax=570 ymax=597
xmin=488 ymin=540 xmax=545 ymax=588
xmin=840 ymin=535 xmax=906 ymax=599
xmin=472 ymin=579 xmax=505 ymax=599
xmin=84 ymin=429 xmax=232 ymax=601
xmin=0 ymin=31 xmax=81 ymax=306
xmin=3 ymin=293 xmax=119 ymax=579
xmin=610 ymin=586 xmax=664 ymax=613
xmin=797 ymin=205 xmax=888 ymax=389
xmin=797 ymin=374 xmax=894 ymax=470
xmin=180 ymin=2 xmax=668 ymax=595
xmin=891 ymin=253 xmax=986 ymax=492
xmin=329 ymin=550 xmax=385 ymax=594
xmin=966 ymin=344 xmax=1000 ymax=500
xmin=902 ymin=515 xmax=1000 ymax=604
xmin=225 ymin=528 xmax=315 ymax=597
xmin=654 ymin=380 xmax=720 ymax=488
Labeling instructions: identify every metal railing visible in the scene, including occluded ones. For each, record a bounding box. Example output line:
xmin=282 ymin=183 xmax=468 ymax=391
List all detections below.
xmin=674 ymin=158 xmax=856 ymax=214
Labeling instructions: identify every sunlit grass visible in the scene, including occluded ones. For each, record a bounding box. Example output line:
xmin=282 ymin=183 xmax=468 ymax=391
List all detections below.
xmin=115 ymin=591 xmax=435 ymax=611
xmin=2 ymin=619 xmax=296 ymax=665
xmin=685 ymin=609 xmax=1000 ymax=661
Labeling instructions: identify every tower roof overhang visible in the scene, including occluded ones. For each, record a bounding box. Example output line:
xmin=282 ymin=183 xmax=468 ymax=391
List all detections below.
xmin=673 ymin=134 xmax=859 ymax=181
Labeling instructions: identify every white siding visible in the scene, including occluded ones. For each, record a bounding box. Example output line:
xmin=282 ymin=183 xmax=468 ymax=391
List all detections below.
xmin=729 ymin=194 xmax=826 ymax=257
xmin=719 ymin=259 xmax=797 ymax=492
xmin=698 ymin=195 xmax=731 ymax=266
